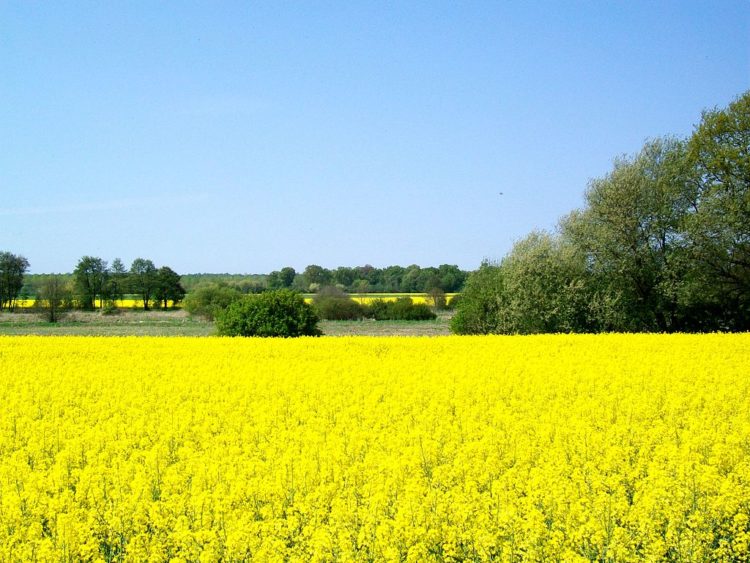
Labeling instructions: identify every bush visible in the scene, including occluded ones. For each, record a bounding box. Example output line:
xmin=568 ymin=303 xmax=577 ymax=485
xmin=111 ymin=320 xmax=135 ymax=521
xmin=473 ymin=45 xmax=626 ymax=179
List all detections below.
xmin=450 ymin=263 xmax=510 ymax=334
xmin=314 ymin=297 xmax=364 ymax=320
xmin=446 ymin=294 xmax=462 ymax=310
xmin=183 ymin=283 xmax=243 ymax=321
xmin=366 ymin=299 xmax=390 ymax=320
xmin=394 ymin=299 xmax=436 ymax=320
xmin=365 ymin=297 xmax=436 ymax=321
xmin=100 ymin=302 xmax=121 ymax=316
xmin=313 ymin=286 xmax=364 ymax=320
xmin=216 ymin=289 xmax=321 ymax=337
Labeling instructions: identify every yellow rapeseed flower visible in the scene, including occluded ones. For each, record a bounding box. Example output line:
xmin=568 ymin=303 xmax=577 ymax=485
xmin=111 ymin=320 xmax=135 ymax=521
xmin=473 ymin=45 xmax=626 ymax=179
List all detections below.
xmin=0 ymin=334 xmax=747 ymax=561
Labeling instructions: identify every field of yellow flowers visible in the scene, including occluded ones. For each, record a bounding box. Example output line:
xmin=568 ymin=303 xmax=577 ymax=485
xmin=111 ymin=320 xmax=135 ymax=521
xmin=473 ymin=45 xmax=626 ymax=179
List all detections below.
xmin=0 ymin=334 xmax=748 ymax=561
xmin=12 ymin=293 xmax=457 ymax=309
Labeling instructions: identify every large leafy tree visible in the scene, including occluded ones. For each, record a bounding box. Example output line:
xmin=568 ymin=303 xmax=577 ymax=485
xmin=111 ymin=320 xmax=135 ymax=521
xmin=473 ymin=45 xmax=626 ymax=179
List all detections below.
xmin=302 ymin=265 xmax=332 ymax=290
xmin=107 ymin=258 xmax=128 ymax=305
xmin=182 ymin=282 xmax=242 ymax=320
xmin=380 ymin=265 xmax=405 ymax=292
xmin=34 ymin=275 xmax=73 ymax=322
xmin=130 ymin=258 xmax=157 ymax=310
xmin=684 ymin=91 xmax=750 ymax=328
xmin=73 ymin=256 xmax=109 ymax=310
xmin=453 ymin=93 xmax=750 ymax=334
xmin=450 ymin=262 xmax=512 ymax=335
xmin=267 ymin=266 xmax=297 ymax=289
xmin=0 ymin=251 xmax=30 ymax=310
xmin=564 ymin=137 xmax=692 ymax=331
xmin=154 ymin=266 xmax=186 ymax=309
xmin=279 ymin=267 xmax=296 ymax=288
xmin=498 ymin=231 xmax=596 ymax=333
xmin=437 ymin=264 xmax=468 ymax=293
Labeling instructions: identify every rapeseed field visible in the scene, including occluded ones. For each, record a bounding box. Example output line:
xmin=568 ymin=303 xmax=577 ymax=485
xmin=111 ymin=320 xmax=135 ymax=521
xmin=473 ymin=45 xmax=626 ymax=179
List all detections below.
xmin=11 ymin=293 xmax=457 ymax=309
xmin=0 ymin=335 xmax=748 ymax=561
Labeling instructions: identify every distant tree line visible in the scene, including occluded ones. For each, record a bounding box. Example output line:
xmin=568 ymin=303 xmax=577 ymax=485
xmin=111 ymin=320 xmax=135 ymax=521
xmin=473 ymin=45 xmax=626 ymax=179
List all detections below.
xmin=179 ymin=273 xmax=267 ymax=294
xmin=267 ymin=264 xmax=467 ymax=293
xmin=71 ymin=256 xmax=186 ymax=311
xmin=453 ymin=91 xmax=750 ymax=334
xmin=1 ymin=256 xmax=186 ymax=316
xmin=2 ymin=258 xmax=467 ymax=318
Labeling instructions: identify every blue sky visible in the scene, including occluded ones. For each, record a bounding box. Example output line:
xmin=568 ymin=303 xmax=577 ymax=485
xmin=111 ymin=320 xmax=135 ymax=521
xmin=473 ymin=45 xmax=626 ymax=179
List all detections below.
xmin=2 ymin=2 xmax=748 ymax=274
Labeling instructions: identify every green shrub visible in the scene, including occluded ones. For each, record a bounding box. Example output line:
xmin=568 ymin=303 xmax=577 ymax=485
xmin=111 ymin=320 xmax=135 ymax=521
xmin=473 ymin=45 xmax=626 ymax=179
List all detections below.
xmin=313 ymin=286 xmax=364 ymax=320
xmin=447 ymin=294 xmax=462 ymax=310
xmin=450 ymin=262 xmax=509 ymax=335
xmin=366 ymin=299 xmax=390 ymax=320
xmin=392 ymin=297 xmax=436 ymax=320
xmin=314 ymin=297 xmax=364 ymax=320
xmin=183 ymin=283 xmax=243 ymax=321
xmin=216 ymin=289 xmax=321 ymax=337
xmin=365 ymin=297 xmax=436 ymax=321
xmin=100 ymin=302 xmax=121 ymax=316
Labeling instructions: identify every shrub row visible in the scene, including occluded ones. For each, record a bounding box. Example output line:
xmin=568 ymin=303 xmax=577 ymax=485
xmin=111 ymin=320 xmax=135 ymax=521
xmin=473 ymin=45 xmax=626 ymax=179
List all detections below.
xmin=188 ymin=285 xmax=442 ymax=337
xmin=313 ymin=293 xmax=437 ymax=321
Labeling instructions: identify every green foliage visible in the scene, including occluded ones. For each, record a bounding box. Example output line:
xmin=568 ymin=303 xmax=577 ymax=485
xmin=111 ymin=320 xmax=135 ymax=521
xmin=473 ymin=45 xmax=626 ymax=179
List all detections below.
xmin=267 ymin=267 xmax=297 ymax=289
xmin=154 ymin=266 xmax=186 ymax=309
xmin=313 ymin=286 xmax=364 ymax=320
xmin=179 ymin=273 xmax=268 ymax=293
xmin=498 ymin=232 xmax=587 ymax=333
xmin=302 ymin=265 xmax=332 ymax=290
xmin=566 ymin=138 xmax=692 ymax=331
xmin=0 ymin=251 xmax=29 ymax=310
xmin=684 ymin=91 xmax=750 ymax=328
xmin=130 ymin=258 xmax=157 ymax=310
xmin=451 ymin=262 xmax=511 ymax=334
xmin=182 ymin=283 xmax=243 ymax=321
xmin=332 ymin=266 xmax=356 ymax=288
xmin=446 ymin=293 xmax=462 ymax=310
xmin=290 ymin=264 xmax=468 ymax=293
xmin=34 ymin=275 xmax=73 ymax=322
xmin=167 ymin=265 xmax=467 ymax=295
xmin=454 ymin=91 xmax=750 ymax=334
xmin=100 ymin=302 xmax=121 ymax=316
xmin=107 ymin=258 xmax=128 ymax=304
xmin=365 ymin=297 xmax=436 ymax=321
xmin=73 ymin=256 xmax=109 ymax=310
xmin=452 ymin=239 xmax=624 ymax=335
xmin=216 ymin=289 xmax=321 ymax=337
xmin=425 ymin=287 xmax=448 ymax=310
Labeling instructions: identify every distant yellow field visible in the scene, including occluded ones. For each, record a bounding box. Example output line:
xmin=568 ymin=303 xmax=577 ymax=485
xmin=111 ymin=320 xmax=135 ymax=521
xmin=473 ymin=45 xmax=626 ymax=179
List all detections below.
xmin=12 ymin=298 xmax=176 ymax=309
xmin=0 ymin=334 xmax=748 ymax=560
xmin=13 ymin=294 xmax=457 ymax=308
xmin=304 ymin=293 xmax=459 ymax=305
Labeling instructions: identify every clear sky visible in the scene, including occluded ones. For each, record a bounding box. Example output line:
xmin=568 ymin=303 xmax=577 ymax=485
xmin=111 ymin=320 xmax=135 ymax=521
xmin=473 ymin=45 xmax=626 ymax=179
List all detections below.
xmin=2 ymin=2 xmax=748 ymax=274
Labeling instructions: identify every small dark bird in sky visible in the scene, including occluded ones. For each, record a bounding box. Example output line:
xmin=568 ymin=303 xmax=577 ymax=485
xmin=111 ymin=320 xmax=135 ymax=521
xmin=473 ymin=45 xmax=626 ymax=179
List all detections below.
xmin=498 ymin=192 xmax=504 ymax=195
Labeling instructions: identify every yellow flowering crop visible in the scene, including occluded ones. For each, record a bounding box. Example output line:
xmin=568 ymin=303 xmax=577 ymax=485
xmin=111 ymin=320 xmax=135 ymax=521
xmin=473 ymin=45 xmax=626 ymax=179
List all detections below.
xmin=13 ymin=293 xmax=456 ymax=308
xmin=0 ymin=335 xmax=748 ymax=561
xmin=13 ymin=299 xmax=176 ymax=309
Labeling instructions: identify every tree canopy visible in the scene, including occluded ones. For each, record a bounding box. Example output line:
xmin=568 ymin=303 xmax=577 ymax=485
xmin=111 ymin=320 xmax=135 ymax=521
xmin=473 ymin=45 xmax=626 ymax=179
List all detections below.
xmin=0 ymin=251 xmax=29 ymax=310
xmin=454 ymin=91 xmax=750 ymax=334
